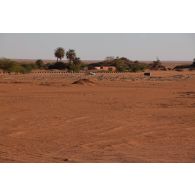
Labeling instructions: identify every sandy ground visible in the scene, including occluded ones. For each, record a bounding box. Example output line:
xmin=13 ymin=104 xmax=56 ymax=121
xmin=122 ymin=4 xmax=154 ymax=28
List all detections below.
xmin=0 ymin=70 xmax=195 ymax=162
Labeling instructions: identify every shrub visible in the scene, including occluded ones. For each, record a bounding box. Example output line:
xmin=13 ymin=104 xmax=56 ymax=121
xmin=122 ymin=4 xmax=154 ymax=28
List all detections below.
xmin=69 ymin=64 xmax=80 ymax=72
xmin=0 ymin=58 xmax=17 ymax=71
xmin=35 ymin=59 xmax=44 ymax=69
xmin=0 ymin=58 xmax=33 ymax=73
xmin=48 ymin=62 xmax=68 ymax=70
xmin=149 ymin=59 xmax=166 ymax=70
xmin=68 ymin=57 xmax=82 ymax=72
xmin=129 ymin=64 xmax=146 ymax=72
xmin=80 ymin=63 xmax=88 ymax=71
xmin=88 ymin=57 xmax=147 ymax=72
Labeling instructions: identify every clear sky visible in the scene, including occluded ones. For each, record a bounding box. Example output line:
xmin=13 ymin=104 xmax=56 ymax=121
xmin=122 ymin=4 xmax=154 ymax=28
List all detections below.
xmin=0 ymin=33 xmax=195 ymax=61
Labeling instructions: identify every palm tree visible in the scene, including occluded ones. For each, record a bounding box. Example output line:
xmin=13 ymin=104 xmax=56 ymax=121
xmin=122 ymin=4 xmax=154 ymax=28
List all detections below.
xmin=54 ymin=47 xmax=65 ymax=62
xmin=66 ymin=49 xmax=76 ymax=65
xmin=73 ymin=57 xmax=81 ymax=65
xmin=67 ymin=57 xmax=81 ymax=72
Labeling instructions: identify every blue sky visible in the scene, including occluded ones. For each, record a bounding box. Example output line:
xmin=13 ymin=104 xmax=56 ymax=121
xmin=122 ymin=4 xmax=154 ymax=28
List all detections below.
xmin=0 ymin=33 xmax=195 ymax=60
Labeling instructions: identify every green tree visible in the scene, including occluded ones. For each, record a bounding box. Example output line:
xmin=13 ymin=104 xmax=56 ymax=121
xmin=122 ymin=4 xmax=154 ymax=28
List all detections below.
xmin=55 ymin=47 xmax=65 ymax=62
xmin=70 ymin=57 xmax=81 ymax=72
xmin=35 ymin=59 xmax=44 ymax=68
xmin=66 ymin=49 xmax=76 ymax=65
xmin=114 ymin=59 xmax=129 ymax=72
xmin=73 ymin=57 xmax=81 ymax=66
xmin=68 ymin=57 xmax=81 ymax=72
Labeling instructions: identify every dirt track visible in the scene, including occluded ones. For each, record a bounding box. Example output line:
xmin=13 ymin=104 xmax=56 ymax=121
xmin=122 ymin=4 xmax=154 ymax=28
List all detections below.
xmin=0 ymin=71 xmax=195 ymax=162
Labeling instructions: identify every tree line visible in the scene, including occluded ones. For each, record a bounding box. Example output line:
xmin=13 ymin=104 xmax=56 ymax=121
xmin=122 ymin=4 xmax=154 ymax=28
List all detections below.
xmin=0 ymin=47 xmax=84 ymax=73
xmin=0 ymin=47 xmax=195 ymax=73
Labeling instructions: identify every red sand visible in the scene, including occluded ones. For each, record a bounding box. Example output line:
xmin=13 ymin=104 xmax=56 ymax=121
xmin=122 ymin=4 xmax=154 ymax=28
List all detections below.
xmin=0 ymin=71 xmax=195 ymax=162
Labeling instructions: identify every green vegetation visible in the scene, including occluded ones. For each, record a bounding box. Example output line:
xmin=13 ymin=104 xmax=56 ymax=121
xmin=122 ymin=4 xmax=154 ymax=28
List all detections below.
xmin=3 ymin=48 xmax=186 ymax=73
xmin=69 ymin=57 xmax=81 ymax=72
xmin=54 ymin=47 xmax=65 ymax=62
xmin=148 ymin=58 xmax=166 ymax=70
xmin=0 ymin=47 xmax=83 ymax=73
xmin=174 ymin=58 xmax=195 ymax=70
xmin=66 ymin=49 xmax=76 ymax=65
xmin=66 ymin=50 xmax=80 ymax=72
xmin=50 ymin=48 xmax=83 ymax=72
xmin=0 ymin=58 xmax=35 ymax=73
xmin=88 ymin=57 xmax=148 ymax=72
xmin=35 ymin=59 xmax=44 ymax=69
xmin=48 ymin=62 xmax=68 ymax=70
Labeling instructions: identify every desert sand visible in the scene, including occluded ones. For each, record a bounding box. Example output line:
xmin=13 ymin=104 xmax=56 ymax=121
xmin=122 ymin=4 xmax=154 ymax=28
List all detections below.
xmin=0 ymin=70 xmax=195 ymax=162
